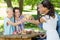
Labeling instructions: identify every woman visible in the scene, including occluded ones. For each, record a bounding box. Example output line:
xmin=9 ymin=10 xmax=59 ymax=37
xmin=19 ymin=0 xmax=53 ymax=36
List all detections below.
xmin=26 ymin=0 xmax=60 ymax=40
xmin=13 ymin=7 xmax=25 ymax=33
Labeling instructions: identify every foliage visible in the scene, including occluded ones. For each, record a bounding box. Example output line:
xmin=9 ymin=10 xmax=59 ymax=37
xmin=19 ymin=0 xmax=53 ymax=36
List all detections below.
xmin=50 ymin=0 xmax=60 ymax=8
xmin=0 ymin=17 xmax=4 ymax=20
xmin=0 ymin=24 xmax=4 ymax=32
xmin=24 ymin=0 xmax=42 ymax=10
xmin=0 ymin=0 xmax=4 ymax=3
xmin=12 ymin=0 xmax=18 ymax=7
xmin=24 ymin=0 xmax=42 ymax=5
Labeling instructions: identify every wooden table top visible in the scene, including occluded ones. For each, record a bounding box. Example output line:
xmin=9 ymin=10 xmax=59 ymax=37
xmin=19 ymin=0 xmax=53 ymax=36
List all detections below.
xmin=0 ymin=32 xmax=40 ymax=38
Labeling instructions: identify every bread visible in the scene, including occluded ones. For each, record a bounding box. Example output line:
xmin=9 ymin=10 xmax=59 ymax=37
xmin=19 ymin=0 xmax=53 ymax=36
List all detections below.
xmin=24 ymin=14 xmax=33 ymax=20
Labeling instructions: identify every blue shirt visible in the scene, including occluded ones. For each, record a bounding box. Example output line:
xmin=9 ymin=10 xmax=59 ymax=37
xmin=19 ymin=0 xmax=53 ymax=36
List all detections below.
xmin=19 ymin=15 xmax=25 ymax=30
xmin=4 ymin=17 xmax=15 ymax=35
xmin=15 ymin=15 xmax=25 ymax=31
xmin=56 ymin=13 xmax=60 ymax=37
xmin=38 ymin=23 xmax=43 ymax=29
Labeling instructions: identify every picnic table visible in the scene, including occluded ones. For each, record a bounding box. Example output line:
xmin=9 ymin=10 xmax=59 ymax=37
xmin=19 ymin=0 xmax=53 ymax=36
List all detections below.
xmin=0 ymin=32 xmax=40 ymax=40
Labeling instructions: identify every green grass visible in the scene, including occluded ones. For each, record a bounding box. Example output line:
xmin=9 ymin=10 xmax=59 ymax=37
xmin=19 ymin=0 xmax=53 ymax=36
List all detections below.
xmin=0 ymin=24 xmax=4 ymax=32
xmin=0 ymin=17 xmax=4 ymax=20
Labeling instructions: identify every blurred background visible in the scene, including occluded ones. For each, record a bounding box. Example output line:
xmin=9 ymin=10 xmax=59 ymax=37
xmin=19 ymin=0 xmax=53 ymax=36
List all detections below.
xmin=0 ymin=0 xmax=60 ymax=34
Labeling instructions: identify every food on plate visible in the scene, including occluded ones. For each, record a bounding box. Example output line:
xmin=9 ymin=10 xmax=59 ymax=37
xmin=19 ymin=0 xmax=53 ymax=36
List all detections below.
xmin=21 ymin=29 xmax=34 ymax=34
xmin=23 ymin=14 xmax=34 ymax=20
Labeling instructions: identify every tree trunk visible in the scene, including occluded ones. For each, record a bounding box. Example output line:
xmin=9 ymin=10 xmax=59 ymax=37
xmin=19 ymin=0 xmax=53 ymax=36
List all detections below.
xmin=4 ymin=0 xmax=12 ymax=7
xmin=31 ymin=0 xmax=35 ymax=10
xmin=31 ymin=4 xmax=34 ymax=10
xmin=18 ymin=0 xmax=23 ymax=14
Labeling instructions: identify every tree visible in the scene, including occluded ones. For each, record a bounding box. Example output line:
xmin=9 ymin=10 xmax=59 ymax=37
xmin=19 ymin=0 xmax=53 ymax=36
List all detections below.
xmin=4 ymin=0 xmax=12 ymax=7
xmin=12 ymin=0 xmax=18 ymax=7
xmin=50 ymin=0 xmax=60 ymax=8
xmin=24 ymin=0 xmax=42 ymax=10
xmin=18 ymin=0 xmax=24 ymax=14
xmin=0 ymin=0 xmax=4 ymax=3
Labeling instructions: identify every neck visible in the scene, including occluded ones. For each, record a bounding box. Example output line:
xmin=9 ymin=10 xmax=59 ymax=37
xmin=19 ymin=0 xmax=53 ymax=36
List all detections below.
xmin=7 ymin=16 xmax=11 ymax=19
xmin=15 ymin=17 xmax=19 ymax=20
xmin=44 ymin=10 xmax=49 ymax=15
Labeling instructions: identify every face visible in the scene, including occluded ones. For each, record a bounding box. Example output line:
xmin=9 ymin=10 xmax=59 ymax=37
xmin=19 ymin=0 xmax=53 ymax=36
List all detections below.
xmin=7 ymin=10 xmax=13 ymax=18
xmin=15 ymin=9 xmax=20 ymax=18
xmin=38 ymin=4 xmax=48 ymax=15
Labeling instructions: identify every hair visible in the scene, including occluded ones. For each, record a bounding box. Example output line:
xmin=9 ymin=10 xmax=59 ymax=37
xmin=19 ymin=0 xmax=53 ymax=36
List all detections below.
xmin=37 ymin=0 xmax=55 ymax=18
xmin=13 ymin=7 xmax=21 ymax=23
xmin=13 ymin=7 xmax=20 ymax=13
xmin=6 ymin=7 xmax=13 ymax=13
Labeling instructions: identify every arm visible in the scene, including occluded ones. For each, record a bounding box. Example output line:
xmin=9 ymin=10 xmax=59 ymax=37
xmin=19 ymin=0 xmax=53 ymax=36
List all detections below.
xmin=28 ymin=20 xmax=40 ymax=25
xmin=7 ymin=20 xmax=22 ymax=26
xmin=26 ymin=17 xmax=46 ymax=25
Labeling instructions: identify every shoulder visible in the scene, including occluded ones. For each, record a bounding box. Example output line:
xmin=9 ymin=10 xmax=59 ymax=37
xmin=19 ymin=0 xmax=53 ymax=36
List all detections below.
xmin=20 ymin=15 xmax=25 ymax=19
xmin=40 ymin=16 xmax=47 ymax=23
xmin=11 ymin=17 xmax=14 ymax=19
xmin=4 ymin=17 xmax=10 ymax=25
xmin=4 ymin=17 xmax=10 ymax=21
xmin=21 ymin=14 xmax=25 ymax=17
xmin=55 ymin=13 xmax=60 ymax=20
xmin=11 ymin=17 xmax=14 ymax=21
xmin=54 ymin=14 xmax=58 ymax=20
xmin=41 ymin=15 xmax=49 ymax=20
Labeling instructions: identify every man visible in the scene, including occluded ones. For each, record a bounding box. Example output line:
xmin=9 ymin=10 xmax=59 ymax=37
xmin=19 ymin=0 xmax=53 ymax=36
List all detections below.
xmin=56 ymin=13 xmax=60 ymax=38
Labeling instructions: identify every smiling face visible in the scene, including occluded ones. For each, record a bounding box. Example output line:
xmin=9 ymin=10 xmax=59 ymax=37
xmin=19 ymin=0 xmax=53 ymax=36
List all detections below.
xmin=7 ymin=8 xmax=13 ymax=18
xmin=38 ymin=4 xmax=49 ymax=15
xmin=15 ymin=9 xmax=20 ymax=18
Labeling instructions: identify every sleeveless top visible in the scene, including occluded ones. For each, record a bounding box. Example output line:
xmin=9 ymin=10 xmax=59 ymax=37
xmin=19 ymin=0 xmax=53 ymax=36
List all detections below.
xmin=42 ymin=15 xmax=58 ymax=31
xmin=4 ymin=17 xmax=15 ymax=35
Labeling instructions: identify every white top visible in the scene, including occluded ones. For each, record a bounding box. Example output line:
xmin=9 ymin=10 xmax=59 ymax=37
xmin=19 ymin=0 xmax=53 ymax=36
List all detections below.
xmin=42 ymin=15 xmax=58 ymax=31
xmin=42 ymin=15 xmax=60 ymax=40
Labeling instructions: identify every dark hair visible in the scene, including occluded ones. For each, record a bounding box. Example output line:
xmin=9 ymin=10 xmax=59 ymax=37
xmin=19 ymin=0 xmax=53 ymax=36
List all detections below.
xmin=13 ymin=7 xmax=20 ymax=23
xmin=13 ymin=7 xmax=20 ymax=13
xmin=37 ymin=0 xmax=55 ymax=18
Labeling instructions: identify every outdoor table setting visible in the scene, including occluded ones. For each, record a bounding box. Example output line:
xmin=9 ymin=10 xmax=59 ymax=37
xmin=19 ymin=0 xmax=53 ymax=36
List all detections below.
xmin=0 ymin=28 xmax=46 ymax=40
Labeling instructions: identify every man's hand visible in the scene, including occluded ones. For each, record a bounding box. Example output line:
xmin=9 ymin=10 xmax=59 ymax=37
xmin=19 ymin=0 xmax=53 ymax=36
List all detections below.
xmin=39 ymin=33 xmax=46 ymax=38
